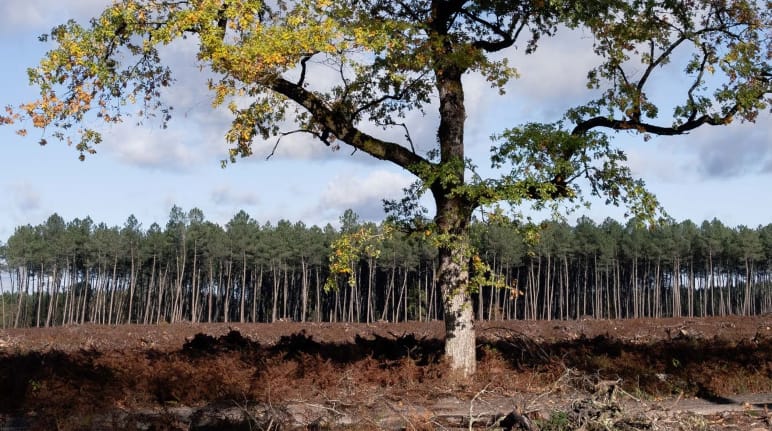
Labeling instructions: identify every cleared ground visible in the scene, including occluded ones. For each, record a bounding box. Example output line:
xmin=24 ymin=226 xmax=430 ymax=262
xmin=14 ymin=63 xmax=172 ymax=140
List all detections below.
xmin=1 ymin=316 xmax=771 ymax=430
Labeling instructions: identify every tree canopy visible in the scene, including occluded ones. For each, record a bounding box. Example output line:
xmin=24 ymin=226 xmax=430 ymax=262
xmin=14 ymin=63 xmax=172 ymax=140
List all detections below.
xmin=2 ymin=0 xmax=770 ymax=376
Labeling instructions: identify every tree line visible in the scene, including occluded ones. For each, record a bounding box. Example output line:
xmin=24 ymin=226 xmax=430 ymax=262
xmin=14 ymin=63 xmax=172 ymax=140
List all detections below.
xmin=1 ymin=206 xmax=771 ymax=328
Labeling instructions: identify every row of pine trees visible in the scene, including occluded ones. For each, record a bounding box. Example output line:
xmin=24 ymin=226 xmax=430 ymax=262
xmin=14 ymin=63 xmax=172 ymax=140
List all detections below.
xmin=1 ymin=206 xmax=771 ymax=328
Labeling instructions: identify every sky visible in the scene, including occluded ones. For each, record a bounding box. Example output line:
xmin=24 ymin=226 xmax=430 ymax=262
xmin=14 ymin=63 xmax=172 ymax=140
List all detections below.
xmin=0 ymin=0 xmax=770 ymax=243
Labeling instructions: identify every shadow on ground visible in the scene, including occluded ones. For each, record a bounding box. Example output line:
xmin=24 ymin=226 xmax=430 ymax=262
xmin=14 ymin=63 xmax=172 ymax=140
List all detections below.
xmin=1 ymin=321 xmax=771 ymax=429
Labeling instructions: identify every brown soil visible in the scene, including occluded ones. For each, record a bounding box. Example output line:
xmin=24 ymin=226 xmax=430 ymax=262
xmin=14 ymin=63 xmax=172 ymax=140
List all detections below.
xmin=1 ymin=316 xmax=771 ymax=430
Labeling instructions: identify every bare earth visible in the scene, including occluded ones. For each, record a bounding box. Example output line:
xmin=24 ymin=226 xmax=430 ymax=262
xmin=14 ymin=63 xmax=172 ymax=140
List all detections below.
xmin=1 ymin=316 xmax=771 ymax=430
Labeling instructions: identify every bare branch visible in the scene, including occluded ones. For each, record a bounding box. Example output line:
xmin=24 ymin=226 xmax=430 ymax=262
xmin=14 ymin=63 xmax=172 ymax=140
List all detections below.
xmin=397 ymin=122 xmax=416 ymax=154
xmin=297 ymin=54 xmax=316 ymax=87
xmin=461 ymin=9 xmax=512 ymax=39
xmin=266 ymin=129 xmax=314 ymax=160
xmin=464 ymin=4 xmax=534 ymax=54
xmin=350 ymin=72 xmax=429 ymax=121
xmin=686 ymin=44 xmax=711 ymax=123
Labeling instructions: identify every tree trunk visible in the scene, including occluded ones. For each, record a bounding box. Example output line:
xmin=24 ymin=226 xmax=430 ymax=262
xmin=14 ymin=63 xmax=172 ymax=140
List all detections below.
xmin=381 ymin=265 xmax=395 ymax=322
xmin=672 ymin=257 xmax=681 ymax=318
xmin=35 ymin=265 xmax=43 ymax=328
xmin=426 ymin=35 xmax=477 ymax=375
xmin=271 ymin=263 xmax=279 ymax=322
xmin=156 ymin=265 xmax=167 ymax=323
xmin=144 ymin=254 xmax=156 ymax=325
xmin=434 ymin=194 xmax=475 ymax=377
xmin=428 ymin=263 xmax=436 ymax=321
xmin=14 ymin=267 xmax=27 ymax=328
xmin=108 ymin=256 xmax=118 ymax=325
xmin=252 ymin=266 xmax=262 ymax=323
xmin=688 ymin=259 xmax=694 ymax=318
xmin=80 ymin=266 xmax=91 ymax=324
xmin=45 ymin=265 xmax=58 ymax=327
xmin=300 ymin=260 xmax=308 ymax=322
xmin=240 ymin=251 xmax=247 ymax=323
xmin=190 ymin=243 xmax=198 ymax=323
xmin=403 ymin=267 xmax=408 ymax=321
xmin=744 ymin=258 xmax=752 ymax=316
xmin=224 ymin=259 xmax=233 ymax=323
xmin=544 ymin=254 xmax=552 ymax=321
xmin=315 ymin=266 xmax=321 ymax=322
xmin=1 ymin=271 xmax=5 ymax=329
xmin=440 ymin=245 xmax=476 ymax=377
xmin=652 ymin=259 xmax=660 ymax=318
xmin=127 ymin=249 xmax=137 ymax=324
xmin=173 ymin=243 xmax=186 ymax=323
xmin=366 ymin=258 xmax=375 ymax=323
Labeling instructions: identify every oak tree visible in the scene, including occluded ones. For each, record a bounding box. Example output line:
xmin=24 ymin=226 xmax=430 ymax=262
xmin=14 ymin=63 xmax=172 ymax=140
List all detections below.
xmin=3 ymin=0 xmax=769 ymax=376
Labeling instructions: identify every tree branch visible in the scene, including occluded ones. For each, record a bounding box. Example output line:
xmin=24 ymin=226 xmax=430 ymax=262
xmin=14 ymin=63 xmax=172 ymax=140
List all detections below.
xmin=268 ymin=77 xmax=429 ymax=176
xmin=467 ymin=10 xmax=530 ymax=53
xmin=571 ymin=106 xmax=738 ymax=137
xmin=350 ymin=71 xmax=430 ymax=121
xmin=297 ymin=54 xmax=315 ymax=87
xmin=267 ymin=129 xmax=314 ymax=160
xmin=686 ymin=44 xmax=711 ymax=123
xmin=393 ymin=0 xmax=426 ymax=22
xmin=463 ymin=11 xmax=510 ymax=38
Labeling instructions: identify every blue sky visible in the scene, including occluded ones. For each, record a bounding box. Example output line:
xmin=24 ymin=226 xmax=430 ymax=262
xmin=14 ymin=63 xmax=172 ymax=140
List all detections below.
xmin=0 ymin=0 xmax=770 ymax=242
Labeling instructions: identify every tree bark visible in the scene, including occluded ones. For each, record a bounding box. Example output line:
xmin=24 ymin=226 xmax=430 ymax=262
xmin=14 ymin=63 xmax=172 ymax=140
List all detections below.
xmin=315 ymin=266 xmax=321 ymax=323
xmin=439 ymin=241 xmax=476 ymax=377
xmin=127 ymin=249 xmax=137 ymax=324
xmin=240 ymin=251 xmax=247 ymax=323
xmin=434 ymin=191 xmax=475 ymax=376
xmin=300 ymin=260 xmax=308 ymax=322
xmin=190 ymin=243 xmax=198 ymax=323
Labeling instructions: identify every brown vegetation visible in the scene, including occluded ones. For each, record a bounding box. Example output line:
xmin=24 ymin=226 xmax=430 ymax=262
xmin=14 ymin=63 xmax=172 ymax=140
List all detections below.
xmin=1 ymin=316 xmax=771 ymax=430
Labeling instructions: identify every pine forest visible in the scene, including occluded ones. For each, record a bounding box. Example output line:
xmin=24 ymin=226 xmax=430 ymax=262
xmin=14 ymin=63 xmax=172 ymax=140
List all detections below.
xmin=2 ymin=207 xmax=772 ymax=329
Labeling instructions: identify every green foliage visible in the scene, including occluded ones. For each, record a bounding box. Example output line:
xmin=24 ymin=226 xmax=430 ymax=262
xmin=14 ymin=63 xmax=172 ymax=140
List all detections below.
xmin=563 ymin=0 xmax=770 ymax=128
xmin=383 ymin=181 xmax=431 ymax=233
xmin=536 ymin=411 xmax=571 ymax=431
xmin=468 ymin=253 xmax=506 ymax=294
xmin=324 ymin=219 xmax=392 ymax=292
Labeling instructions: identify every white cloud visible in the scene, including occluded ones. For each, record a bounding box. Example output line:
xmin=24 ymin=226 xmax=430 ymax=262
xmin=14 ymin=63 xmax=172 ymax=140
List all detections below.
xmin=0 ymin=0 xmax=111 ymax=34
xmin=691 ymin=117 xmax=772 ymax=179
xmin=0 ymin=3 xmax=45 ymax=31
xmin=625 ymin=143 xmax=691 ymax=183
xmin=505 ymin=28 xmax=599 ymax=111
xmin=0 ymin=181 xmax=44 ymax=239
xmin=103 ymin=126 xmax=200 ymax=171
xmin=249 ymin=128 xmax=336 ymax=160
xmin=210 ymin=185 xmax=260 ymax=206
xmin=626 ymin=113 xmax=772 ymax=183
xmin=313 ymin=169 xmax=414 ymax=222
xmin=9 ymin=181 xmax=41 ymax=212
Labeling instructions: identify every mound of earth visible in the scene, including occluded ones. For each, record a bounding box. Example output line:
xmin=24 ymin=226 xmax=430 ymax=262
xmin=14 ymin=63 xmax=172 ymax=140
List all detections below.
xmin=1 ymin=316 xmax=771 ymax=430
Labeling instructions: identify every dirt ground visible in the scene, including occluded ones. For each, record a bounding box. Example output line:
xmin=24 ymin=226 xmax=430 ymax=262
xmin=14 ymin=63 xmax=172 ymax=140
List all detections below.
xmin=1 ymin=316 xmax=771 ymax=430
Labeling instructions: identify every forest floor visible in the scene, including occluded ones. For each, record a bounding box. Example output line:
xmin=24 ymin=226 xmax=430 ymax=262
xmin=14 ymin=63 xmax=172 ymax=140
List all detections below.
xmin=1 ymin=316 xmax=771 ymax=430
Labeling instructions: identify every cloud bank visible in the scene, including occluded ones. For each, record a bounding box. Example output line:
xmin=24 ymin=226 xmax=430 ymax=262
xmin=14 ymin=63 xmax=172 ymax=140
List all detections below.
xmin=313 ymin=169 xmax=415 ymax=223
xmin=692 ymin=118 xmax=772 ymax=179
xmin=0 ymin=0 xmax=111 ymax=34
